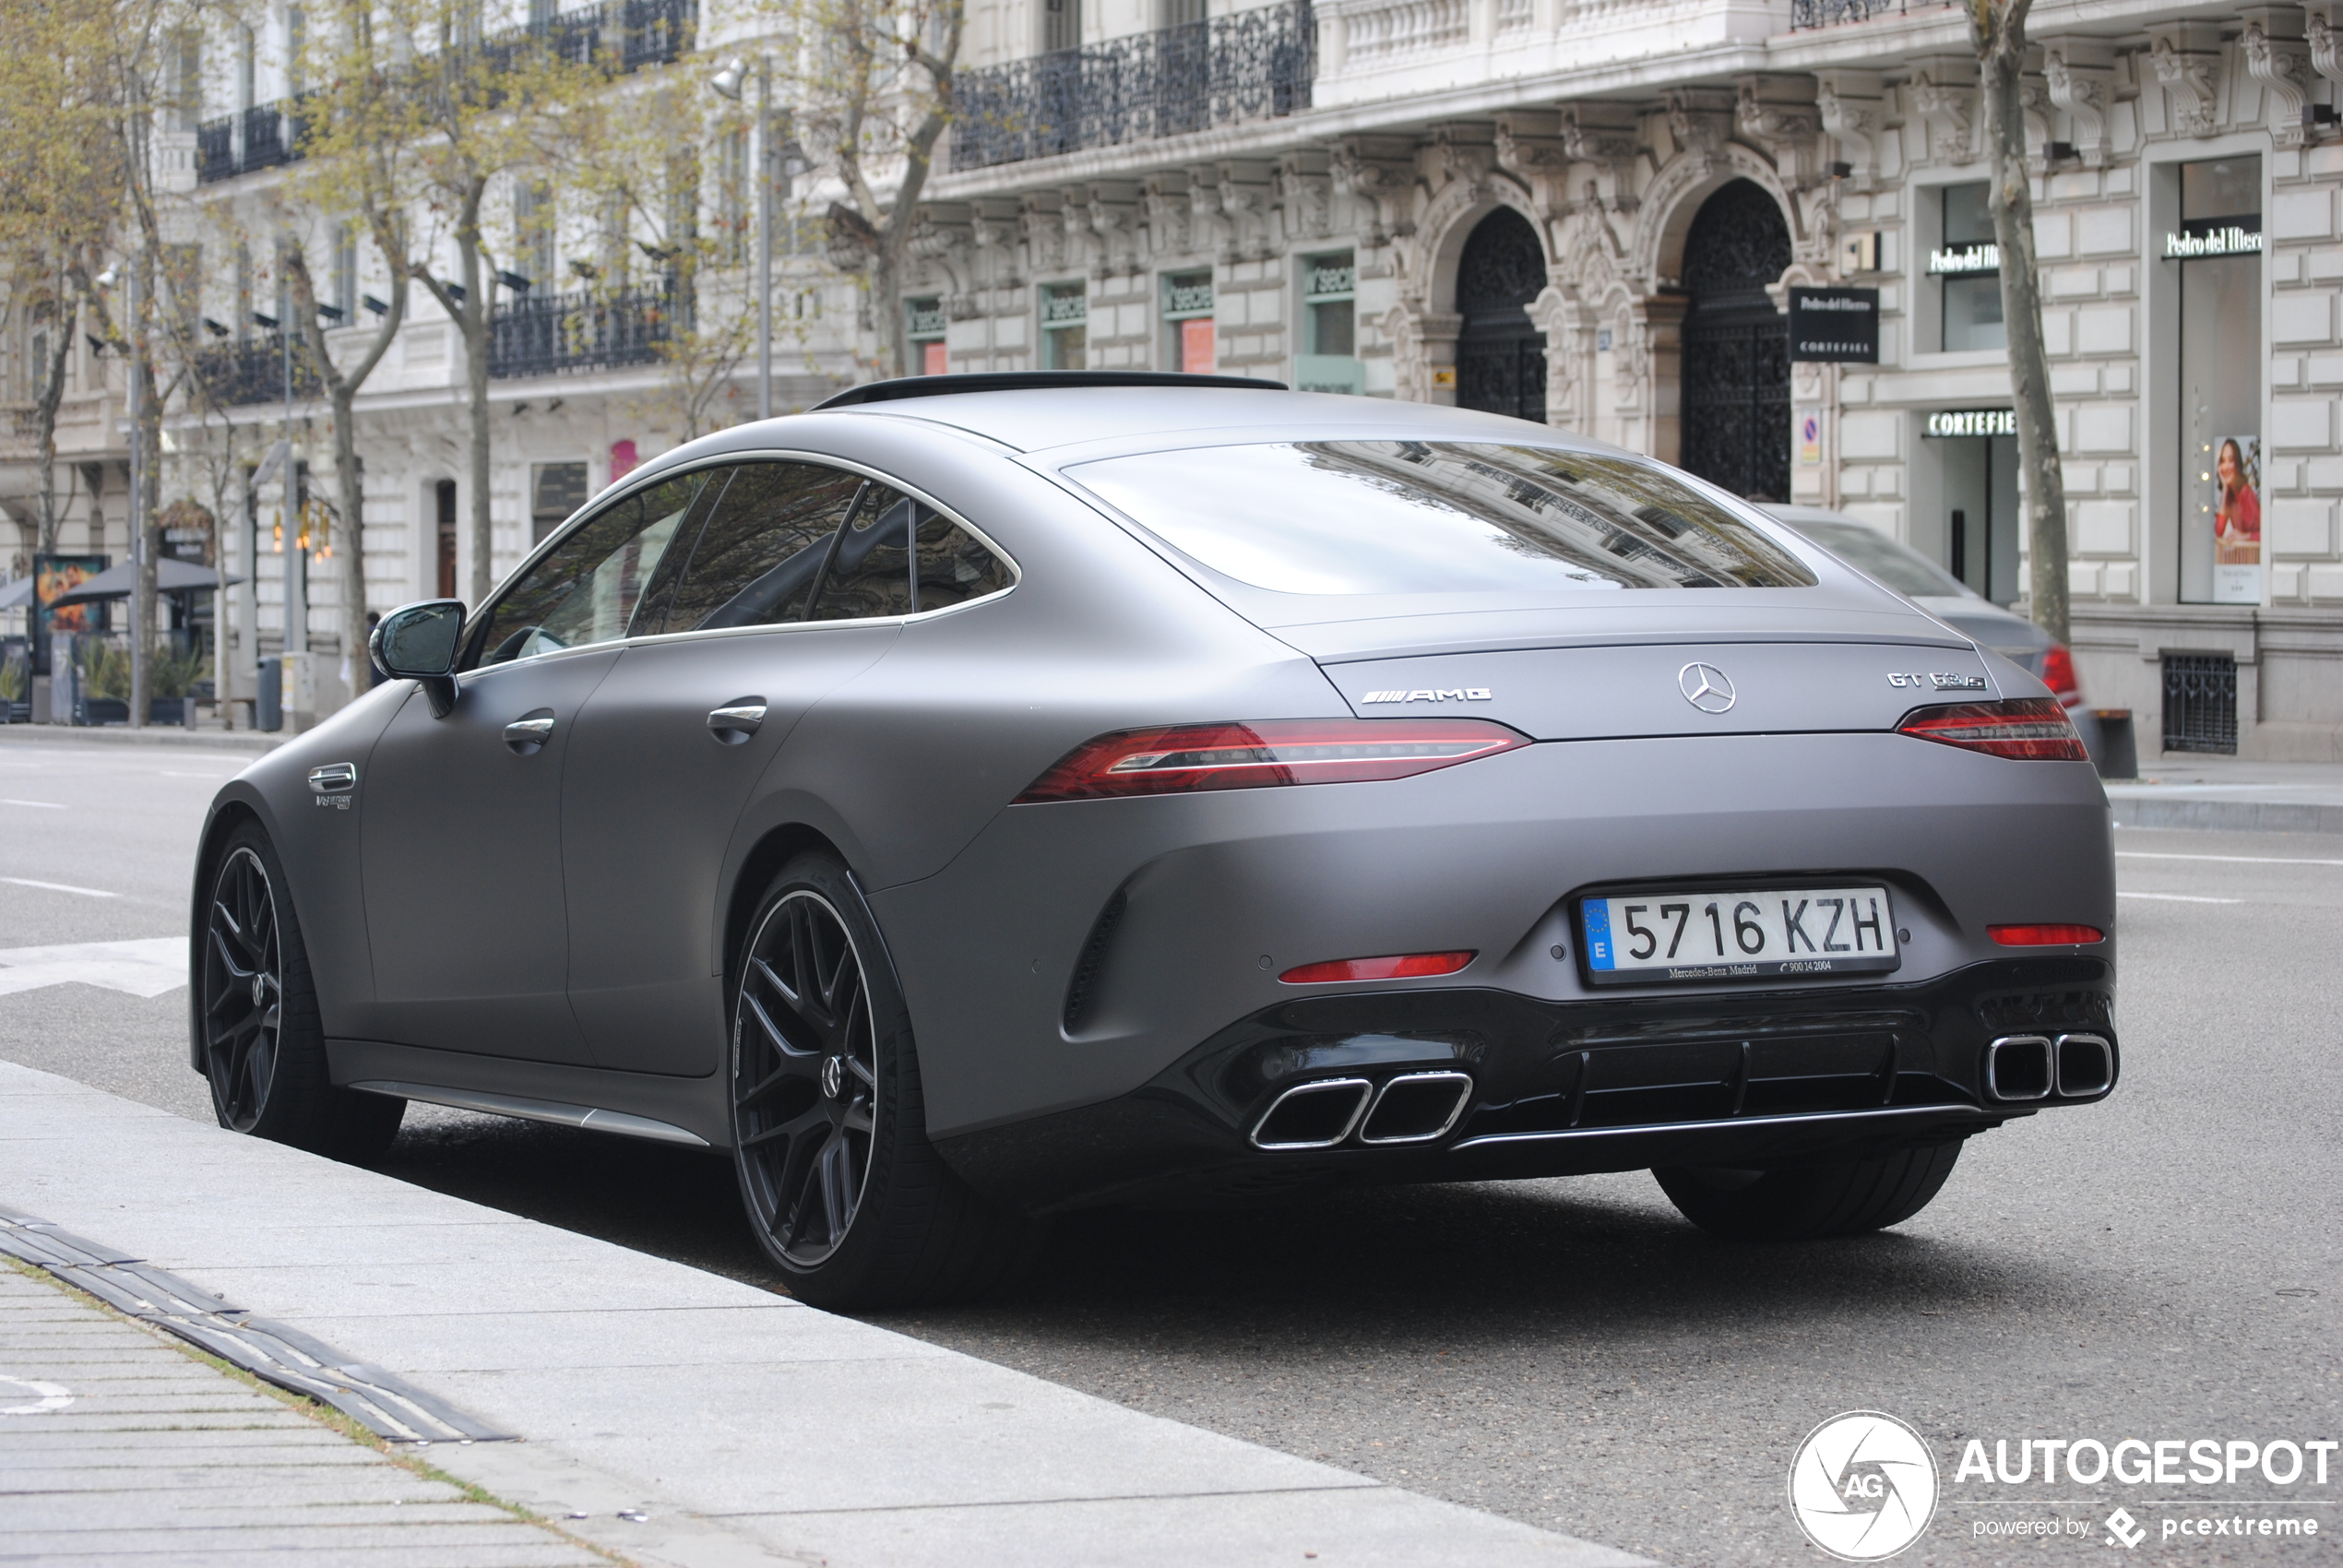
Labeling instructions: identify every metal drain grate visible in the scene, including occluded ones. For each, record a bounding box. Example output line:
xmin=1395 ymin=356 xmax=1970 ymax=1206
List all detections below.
xmin=0 ymin=1206 xmax=514 ymax=1444
xmin=2161 ymin=653 xmax=2237 ymax=754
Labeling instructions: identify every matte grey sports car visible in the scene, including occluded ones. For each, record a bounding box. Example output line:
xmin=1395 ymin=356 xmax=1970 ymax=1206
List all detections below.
xmin=193 ymin=373 xmax=2117 ymax=1308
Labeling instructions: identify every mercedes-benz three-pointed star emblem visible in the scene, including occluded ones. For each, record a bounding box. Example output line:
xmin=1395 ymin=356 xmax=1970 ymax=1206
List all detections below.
xmin=1678 ymin=662 xmax=1737 ymax=714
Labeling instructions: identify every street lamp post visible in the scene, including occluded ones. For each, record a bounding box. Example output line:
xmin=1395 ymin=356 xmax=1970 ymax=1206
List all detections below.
xmin=712 ymin=54 xmax=773 ymax=421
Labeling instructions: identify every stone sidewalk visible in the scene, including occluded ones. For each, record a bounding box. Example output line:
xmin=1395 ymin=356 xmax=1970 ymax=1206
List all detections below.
xmin=0 ymin=1263 xmax=601 ymax=1566
xmin=0 ymin=1061 xmax=1647 ymax=1568
xmin=2102 ymin=754 xmax=2343 ymax=834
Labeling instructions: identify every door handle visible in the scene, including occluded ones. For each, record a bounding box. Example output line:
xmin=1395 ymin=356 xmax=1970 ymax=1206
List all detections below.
xmin=707 ymin=701 xmax=767 ymax=745
xmin=504 ymin=715 xmax=556 ymax=754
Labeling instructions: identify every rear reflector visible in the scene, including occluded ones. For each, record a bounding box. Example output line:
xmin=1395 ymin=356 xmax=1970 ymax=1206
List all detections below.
xmin=1988 ymin=923 xmax=2105 ymax=946
xmin=1897 ymin=698 xmax=2089 ymax=761
xmin=1015 ymin=719 xmax=1527 ymax=803
xmin=1279 ymin=951 xmax=1475 ymax=985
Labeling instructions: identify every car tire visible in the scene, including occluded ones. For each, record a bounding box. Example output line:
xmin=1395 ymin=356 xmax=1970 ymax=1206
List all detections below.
xmin=729 ymin=851 xmax=1041 ymax=1310
xmin=197 ymin=823 xmax=405 ymax=1163
xmin=1652 ymin=1141 xmax=1962 ymax=1241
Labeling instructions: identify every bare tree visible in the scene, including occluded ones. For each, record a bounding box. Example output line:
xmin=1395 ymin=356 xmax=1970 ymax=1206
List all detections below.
xmin=796 ymin=0 xmax=963 ymax=378
xmin=304 ymin=0 xmax=622 ymax=606
xmin=1968 ymin=0 xmax=2070 ymax=645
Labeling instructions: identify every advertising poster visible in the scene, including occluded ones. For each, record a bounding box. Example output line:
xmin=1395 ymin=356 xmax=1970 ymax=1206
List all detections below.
xmin=32 ymin=553 xmax=107 ymax=671
xmin=2207 ymin=433 xmax=2262 ymax=604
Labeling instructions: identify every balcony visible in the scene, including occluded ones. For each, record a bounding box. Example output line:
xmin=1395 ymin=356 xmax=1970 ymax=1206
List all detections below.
xmin=489 ymin=284 xmax=673 ymax=380
xmin=192 ymin=336 xmax=326 ymax=408
xmin=194 ymin=0 xmax=695 ymax=185
xmin=951 ymin=3 xmax=1315 ymax=172
xmin=1785 ymin=0 xmax=1948 ymax=29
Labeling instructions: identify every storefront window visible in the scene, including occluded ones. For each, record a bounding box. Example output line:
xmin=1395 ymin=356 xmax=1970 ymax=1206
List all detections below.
xmin=1933 ymin=183 xmax=2004 ymax=352
xmin=1295 ymin=253 xmax=1363 ymax=394
xmin=1162 ymin=270 xmax=1215 ymax=374
xmin=906 ymin=296 xmax=946 ymax=375
xmin=2172 ymin=156 xmax=2262 ymax=605
xmin=1040 ymin=281 xmax=1087 ymax=370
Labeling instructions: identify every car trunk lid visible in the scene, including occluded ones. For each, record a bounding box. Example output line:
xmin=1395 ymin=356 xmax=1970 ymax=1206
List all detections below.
xmin=1321 ymin=638 xmax=2005 ymax=740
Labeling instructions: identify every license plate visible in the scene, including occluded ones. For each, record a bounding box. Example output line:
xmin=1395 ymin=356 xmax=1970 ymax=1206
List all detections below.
xmin=1580 ymin=885 xmax=1899 ymax=984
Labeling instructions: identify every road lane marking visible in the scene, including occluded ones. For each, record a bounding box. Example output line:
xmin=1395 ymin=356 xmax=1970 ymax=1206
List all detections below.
xmin=0 ymin=937 xmax=184 ymax=998
xmin=2116 ymin=850 xmax=2343 ymax=867
xmin=2117 ymin=891 xmax=2244 ymax=904
xmin=0 ymin=799 xmax=65 ymax=809
xmin=0 ymin=878 xmax=120 ymax=899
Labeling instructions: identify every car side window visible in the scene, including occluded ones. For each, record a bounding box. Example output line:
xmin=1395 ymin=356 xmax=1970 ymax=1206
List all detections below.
xmin=913 ymin=506 xmax=1016 ymax=611
xmin=663 ymin=462 xmax=865 ymax=635
xmin=807 ymin=486 xmax=1016 ymax=622
xmin=472 ymin=471 xmax=708 ymax=667
xmin=808 ymin=487 xmax=916 ymax=622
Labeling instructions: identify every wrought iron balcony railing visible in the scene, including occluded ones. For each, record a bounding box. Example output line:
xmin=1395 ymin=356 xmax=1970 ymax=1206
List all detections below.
xmin=196 ymin=119 xmax=234 ymax=182
xmin=951 ymin=4 xmax=1314 ymax=172
xmin=488 ymin=283 xmax=674 ymax=380
xmin=194 ymin=0 xmax=694 ymax=185
xmin=192 ymin=335 xmax=326 ymax=408
xmin=1785 ymin=0 xmax=1950 ymax=29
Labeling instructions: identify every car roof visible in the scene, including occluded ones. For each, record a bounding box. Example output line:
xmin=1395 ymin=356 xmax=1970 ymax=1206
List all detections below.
xmin=824 ymin=386 xmax=1606 ymax=456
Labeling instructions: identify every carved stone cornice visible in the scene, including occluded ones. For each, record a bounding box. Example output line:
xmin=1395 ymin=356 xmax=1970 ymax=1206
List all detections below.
xmin=2042 ymin=42 xmax=2114 ymax=167
xmin=1814 ymin=69 xmax=1885 ymax=188
xmin=1275 ymin=149 xmax=1333 ymax=243
xmin=1556 ymin=105 xmax=1640 ymax=210
xmin=1141 ymin=171 xmax=1191 ymax=257
xmin=1662 ymin=89 xmax=1732 ymax=178
xmin=1085 ymin=182 xmax=1141 ymax=278
xmin=1905 ymin=66 xmax=1977 ymax=164
xmin=1329 ymin=135 xmax=1421 ymax=245
xmin=2313 ymin=8 xmax=2343 ymax=84
xmin=2242 ymin=12 xmax=2315 ymax=148
xmin=2149 ymin=31 xmax=2221 ymax=137
xmin=1736 ymin=76 xmax=1823 ymax=183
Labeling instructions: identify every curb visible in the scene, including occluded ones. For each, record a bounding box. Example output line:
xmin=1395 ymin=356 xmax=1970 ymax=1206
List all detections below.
xmin=0 ymin=724 xmax=283 ymax=754
xmin=2108 ymin=796 xmax=2343 ymax=835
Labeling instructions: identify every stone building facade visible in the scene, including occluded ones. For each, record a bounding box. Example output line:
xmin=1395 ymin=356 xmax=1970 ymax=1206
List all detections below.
xmin=916 ymin=0 xmax=2343 ymax=758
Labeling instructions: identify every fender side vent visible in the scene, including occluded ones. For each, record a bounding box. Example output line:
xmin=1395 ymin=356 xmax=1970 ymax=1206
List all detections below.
xmin=1063 ymin=888 xmax=1128 ymax=1033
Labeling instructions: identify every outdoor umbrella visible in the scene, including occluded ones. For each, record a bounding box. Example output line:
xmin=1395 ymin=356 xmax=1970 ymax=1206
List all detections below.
xmin=47 ymin=557 xmax=239 ymax=606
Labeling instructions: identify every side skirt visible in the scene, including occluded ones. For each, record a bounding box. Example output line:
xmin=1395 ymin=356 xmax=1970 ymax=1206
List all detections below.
xmin=326 ymin=1039 xmax=732 ymax=1150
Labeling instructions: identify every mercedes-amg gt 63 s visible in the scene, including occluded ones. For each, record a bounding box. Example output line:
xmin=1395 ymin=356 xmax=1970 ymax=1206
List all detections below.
xmin=193 ymin=374 xmax=2117 ymax=1307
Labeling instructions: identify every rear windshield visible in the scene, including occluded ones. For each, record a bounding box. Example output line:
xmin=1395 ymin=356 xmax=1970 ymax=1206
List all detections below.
xmin=1779 ymin=518 xmax=1974 ymax=600
xmin=1065 ymin=441 xmax=1815 ymax=594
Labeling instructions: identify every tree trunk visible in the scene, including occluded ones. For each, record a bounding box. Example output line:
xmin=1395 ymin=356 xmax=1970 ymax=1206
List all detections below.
xmin=32 ymin=285 xmax=75 ymax=556
xmin=1971 ymin=0 xmax=2069 ymax=647
xmin=335 ymin=395 xmax=369 ymax=684
xmin=132 ymin=362 xmax=161 ymax=727
xmin=459 ymin=239 xmax=493 ymax=607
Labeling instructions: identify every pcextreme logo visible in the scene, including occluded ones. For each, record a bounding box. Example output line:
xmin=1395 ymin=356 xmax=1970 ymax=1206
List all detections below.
xmin=1789 ymin=1411 xmax=1941 ymax=1562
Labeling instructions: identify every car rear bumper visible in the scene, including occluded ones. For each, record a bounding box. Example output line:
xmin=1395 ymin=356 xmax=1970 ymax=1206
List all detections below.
xmin=933 ymin=953 xmax=2115 ymax=1210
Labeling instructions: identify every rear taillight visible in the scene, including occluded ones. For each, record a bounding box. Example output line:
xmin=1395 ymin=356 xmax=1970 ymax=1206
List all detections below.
xmin=2040 ymin=643 xmax=2083 ymax=708
xmin=1014 ymin=719 xmax=1528 ymax=803
xmin=1897 ymin=698 xmax=2088 ymax=761
xmin=1989 ymin=924 xmax=2105 ymax=946
xmin=1279 ymin=951 xmax=1476 ymax=985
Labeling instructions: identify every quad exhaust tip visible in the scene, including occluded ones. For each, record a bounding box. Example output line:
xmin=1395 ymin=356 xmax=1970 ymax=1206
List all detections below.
xmin=1252 ymin=1078 xmax=1374 ymax=1150
xmin=1985 ymin=1033 xmax=2114 ymax=1102
xmin=2055 ymin=1032 xmax=2113 ymax=1098
xmin=1252 ymin=1072 xmax=1477 ymax=1150
xmin=1359 ymin=1071 xmax=1476 ymax=1145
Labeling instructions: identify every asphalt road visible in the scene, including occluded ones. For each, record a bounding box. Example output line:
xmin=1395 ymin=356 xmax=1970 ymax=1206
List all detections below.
xmin=3 ymin=732 xmax=2337 ymax=1565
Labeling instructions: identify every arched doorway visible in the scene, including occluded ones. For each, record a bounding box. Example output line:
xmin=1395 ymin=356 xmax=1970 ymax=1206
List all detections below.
xmin=1454 ymin=208 xmax=1547 ymax=423
xmin=1680 ymin=180 xmax=1791 ymax=501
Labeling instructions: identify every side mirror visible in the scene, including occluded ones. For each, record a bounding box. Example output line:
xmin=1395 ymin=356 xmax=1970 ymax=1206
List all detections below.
xmin=371 ymin=599 xmax=467 ymax=718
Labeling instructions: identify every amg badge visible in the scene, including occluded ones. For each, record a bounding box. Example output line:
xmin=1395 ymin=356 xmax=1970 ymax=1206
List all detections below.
xmin=1887 ymin=672 xmax=1990 ymax=691
xmin=1360 ymin=687 xmax=1493 ymax=704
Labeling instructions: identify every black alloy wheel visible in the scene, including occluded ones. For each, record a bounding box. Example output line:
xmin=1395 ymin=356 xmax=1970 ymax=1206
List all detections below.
xmin=734 ymin=888 xmax=880 ymax=1268
xmin=196 ymin=824 xmax=403 ymax=1161
xmin=202 ymin=845 xmax=284 ymax=1130
xmin=729 ymin=852 xmax=1041 ymax=1308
